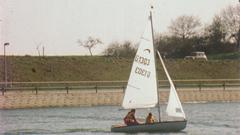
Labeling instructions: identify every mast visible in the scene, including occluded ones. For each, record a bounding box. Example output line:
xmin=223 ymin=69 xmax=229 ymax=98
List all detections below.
xmin=149 ymin=6 xmax=161 ymax=122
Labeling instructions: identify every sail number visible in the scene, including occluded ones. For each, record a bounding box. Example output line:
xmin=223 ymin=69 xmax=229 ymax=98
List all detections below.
xmin=135 ymin=55 xmax=150 ymax=66
xmin=135 ymin=67 xmax=151 ymax=78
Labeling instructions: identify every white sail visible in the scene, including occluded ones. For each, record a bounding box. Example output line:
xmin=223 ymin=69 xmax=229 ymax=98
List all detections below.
xmin=122 ymin=16 xmax=158 ymax=109
xmin=157 ymin=51 xmax=186 ymax=119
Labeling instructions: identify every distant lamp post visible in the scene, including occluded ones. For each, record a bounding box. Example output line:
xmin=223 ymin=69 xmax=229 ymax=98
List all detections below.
xmin=4 ymin=42 xmax=10 ymax=89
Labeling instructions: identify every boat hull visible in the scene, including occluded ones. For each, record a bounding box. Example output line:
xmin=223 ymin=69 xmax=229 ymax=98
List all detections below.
xmin=111 ymin=120 xmax=187 ymax=133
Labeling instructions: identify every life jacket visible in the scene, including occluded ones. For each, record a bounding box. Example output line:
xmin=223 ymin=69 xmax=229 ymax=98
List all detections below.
xmin=146 ymin=115 xmax=155 ymax=124
xmin=124 ymin=112 xmax=137 ymax=125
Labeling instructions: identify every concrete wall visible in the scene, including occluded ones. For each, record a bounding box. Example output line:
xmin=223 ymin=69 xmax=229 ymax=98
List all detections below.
xmin=0 ymin=89 xmax=240 ymax=109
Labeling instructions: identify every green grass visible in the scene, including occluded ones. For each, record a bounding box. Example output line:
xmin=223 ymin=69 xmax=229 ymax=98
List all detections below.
xmin=0 ymin=56 xmax=239 ymax=82
xmin=208 ymin=52 xmax=240 ymax=60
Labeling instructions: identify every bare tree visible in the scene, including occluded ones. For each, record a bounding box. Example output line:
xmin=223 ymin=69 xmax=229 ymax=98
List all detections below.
xmin=35 ymin=41 xmax=42 ymax=57
xmin=220 ymin=4 xmax=240 ymax=48
xmin=78 ymin=36 xmax=102 ymax=56
xmin=168 ymin=15 xmax=201 ymax=40
xmin=35 ymin=42 xmax=46 ymax=57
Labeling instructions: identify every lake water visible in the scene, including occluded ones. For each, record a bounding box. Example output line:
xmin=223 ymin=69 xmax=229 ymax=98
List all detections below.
xmin=0 ymin=102 xmax=239 ymax=135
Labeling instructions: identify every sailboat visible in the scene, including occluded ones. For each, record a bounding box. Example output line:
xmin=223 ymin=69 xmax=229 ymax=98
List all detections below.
xmin=111 ymin=6 xmax=187 ymax=133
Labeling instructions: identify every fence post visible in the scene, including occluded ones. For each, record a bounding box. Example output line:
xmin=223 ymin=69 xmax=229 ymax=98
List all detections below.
xmin=199 ymin=82 xmax=202 ymax=91
xmin=95 ymin=85 xmax=98 ymax=93
xmin=1 ymin=87 xmax=4 ymax=96
xmin=66 ymin=86 xmax=69 ymax=94
xmin=35 ymin=87 xmax=38 ymax=95
xmin=122 ymin=86 xmax=125 ymax=93
xmin=223 ymin=81 xmax=226 ymax=91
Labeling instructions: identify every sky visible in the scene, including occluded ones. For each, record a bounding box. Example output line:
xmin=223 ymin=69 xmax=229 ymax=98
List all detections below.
xmin=0 ymin=0 xmax=239 ymax=56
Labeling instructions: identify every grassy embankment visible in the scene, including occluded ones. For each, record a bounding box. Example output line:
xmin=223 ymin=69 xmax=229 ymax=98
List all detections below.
xmin=208 ymin=52 xmax=240 ymax=60
xmin=0 ymin=55 xmax=239 ymax=82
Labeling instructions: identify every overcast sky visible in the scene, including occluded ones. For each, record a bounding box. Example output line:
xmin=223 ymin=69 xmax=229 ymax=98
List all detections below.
xmin=0 ymin=0 xmax=239 ymax=56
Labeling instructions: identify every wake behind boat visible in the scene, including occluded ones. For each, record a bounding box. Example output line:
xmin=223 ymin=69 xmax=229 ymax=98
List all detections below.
xmin=111 ymin=5 xmax=187 ymax=133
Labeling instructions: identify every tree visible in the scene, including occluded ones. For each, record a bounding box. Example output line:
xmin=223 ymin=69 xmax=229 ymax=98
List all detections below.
xmin=204 ymin=16 xmax=227 ymax=53
xmin=207 ymin=16 xmax=226 ymax=43
xmin=159 ymin=15 xmax=202 ymax=58
xmin=103 ymin=41 xmax=136 ymax=58
xmin=155 ymin=35 xmax=179 ymax=58
xmin=78 ymin=37 xmax=102 ymax=56
xmin=168 ymin=15 xmax=201 ymax=40
xmin=219 ymin=4 xmax=240 ymax=49
xmin=155 ymin=35 xmax=201 ymax=58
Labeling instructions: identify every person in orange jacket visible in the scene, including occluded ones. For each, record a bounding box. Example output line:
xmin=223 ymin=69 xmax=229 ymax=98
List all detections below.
xmin=146 ymin=112 xmax=155 ymax=124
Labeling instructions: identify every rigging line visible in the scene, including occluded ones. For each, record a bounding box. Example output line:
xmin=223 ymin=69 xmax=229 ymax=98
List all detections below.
xmin=150 ymin=6 xmax=161 ymax=122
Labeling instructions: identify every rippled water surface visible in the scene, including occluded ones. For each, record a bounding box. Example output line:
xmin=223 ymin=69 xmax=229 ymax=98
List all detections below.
xmin=0 ymin=102 xmax=239 ymax=135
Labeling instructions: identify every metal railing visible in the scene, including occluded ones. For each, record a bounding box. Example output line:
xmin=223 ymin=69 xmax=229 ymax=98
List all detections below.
xmin=0 ymin=79 xmax=240 ymax=95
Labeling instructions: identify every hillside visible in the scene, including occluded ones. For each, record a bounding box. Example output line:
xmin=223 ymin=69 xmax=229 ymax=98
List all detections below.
xmin=0 ymin=56 xmax=239 ymax=82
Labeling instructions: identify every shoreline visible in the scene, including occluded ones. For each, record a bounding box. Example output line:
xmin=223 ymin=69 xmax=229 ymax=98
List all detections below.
xmin=0 ymin=89 xmax=240 ymax=109
xmin=1 ymin=101 xmax=239 ymax=111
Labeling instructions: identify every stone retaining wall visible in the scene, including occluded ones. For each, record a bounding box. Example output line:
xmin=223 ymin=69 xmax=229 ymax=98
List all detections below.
xmin=0 ymin=90 xmax=240 ymax=109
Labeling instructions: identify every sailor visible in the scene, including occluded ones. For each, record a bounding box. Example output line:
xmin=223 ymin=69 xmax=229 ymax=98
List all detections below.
xmin=146 ymin=112 xmax=155 ymax=124
xmin=123 ymin=109 xmax=139 ymax=126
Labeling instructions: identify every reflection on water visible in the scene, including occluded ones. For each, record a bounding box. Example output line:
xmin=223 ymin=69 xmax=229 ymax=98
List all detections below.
xmin=0 ymin=102 xmax=239 ymax=135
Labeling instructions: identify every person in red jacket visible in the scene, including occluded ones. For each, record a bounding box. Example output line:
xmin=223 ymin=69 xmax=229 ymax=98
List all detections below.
xmin=123 ymin=109 xmax=139 ymax=126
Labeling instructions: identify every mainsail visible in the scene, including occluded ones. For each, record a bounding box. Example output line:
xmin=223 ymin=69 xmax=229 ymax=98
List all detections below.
xmin=122 ymin=16 xmax=158 ymax=109
xmin=157 ymin=51 xmax=186 ymax=119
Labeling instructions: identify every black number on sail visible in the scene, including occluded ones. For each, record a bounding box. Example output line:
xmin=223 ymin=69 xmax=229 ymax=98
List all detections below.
xmin=135 ymin=67 xmax=151 ymax=78
xmin=134 ymin=55 xmax=150 ymax=66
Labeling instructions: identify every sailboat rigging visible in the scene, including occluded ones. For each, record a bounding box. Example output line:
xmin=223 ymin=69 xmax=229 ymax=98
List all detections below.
xmin=111 ymin=5 xmax=187 ymax=133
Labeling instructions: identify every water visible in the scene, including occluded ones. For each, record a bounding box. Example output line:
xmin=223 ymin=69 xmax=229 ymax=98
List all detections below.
xmin=0 ymin=102 xmax=239 ymax=135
